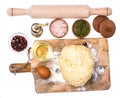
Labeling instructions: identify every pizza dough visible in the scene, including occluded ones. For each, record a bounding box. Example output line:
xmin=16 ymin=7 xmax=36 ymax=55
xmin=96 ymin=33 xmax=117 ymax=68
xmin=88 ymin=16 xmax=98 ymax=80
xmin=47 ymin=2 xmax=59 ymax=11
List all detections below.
xmin=59 ymin=45 xmax=94 ymax=87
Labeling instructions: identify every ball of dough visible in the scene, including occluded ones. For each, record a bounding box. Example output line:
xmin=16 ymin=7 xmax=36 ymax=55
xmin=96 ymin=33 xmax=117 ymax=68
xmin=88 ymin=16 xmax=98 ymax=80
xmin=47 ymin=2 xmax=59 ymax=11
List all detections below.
xmin=59 ymin=45 xmax=94 ymax=87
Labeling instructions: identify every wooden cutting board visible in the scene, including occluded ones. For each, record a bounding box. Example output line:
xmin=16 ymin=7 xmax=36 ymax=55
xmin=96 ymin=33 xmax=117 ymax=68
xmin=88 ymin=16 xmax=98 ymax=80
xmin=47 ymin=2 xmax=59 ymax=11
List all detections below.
xmin=9 ymin=38 xmax=110 ymax=93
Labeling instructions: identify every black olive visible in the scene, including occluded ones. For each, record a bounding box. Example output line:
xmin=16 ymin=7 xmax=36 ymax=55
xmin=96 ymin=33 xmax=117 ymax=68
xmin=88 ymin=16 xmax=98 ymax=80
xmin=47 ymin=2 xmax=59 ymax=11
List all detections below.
xmin=82 ymin=41 xmax=88 ymax=47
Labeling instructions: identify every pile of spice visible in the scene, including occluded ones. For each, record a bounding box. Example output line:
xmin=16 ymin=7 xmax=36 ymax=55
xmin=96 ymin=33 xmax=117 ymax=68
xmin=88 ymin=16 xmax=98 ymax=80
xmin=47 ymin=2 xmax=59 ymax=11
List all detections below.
xmin=49 ymin=19 xmax=68 ymax=38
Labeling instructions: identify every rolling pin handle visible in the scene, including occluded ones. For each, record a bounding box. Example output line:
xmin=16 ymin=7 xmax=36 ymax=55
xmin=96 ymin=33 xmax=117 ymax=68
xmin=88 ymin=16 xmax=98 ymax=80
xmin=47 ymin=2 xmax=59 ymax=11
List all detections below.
xmin=91 ymin=7 xmax=112 ymax=16
xmin=7 ymin=8 xmax=27 ymax=16
xmin=107 ymin=7 xmax=112 ymax=16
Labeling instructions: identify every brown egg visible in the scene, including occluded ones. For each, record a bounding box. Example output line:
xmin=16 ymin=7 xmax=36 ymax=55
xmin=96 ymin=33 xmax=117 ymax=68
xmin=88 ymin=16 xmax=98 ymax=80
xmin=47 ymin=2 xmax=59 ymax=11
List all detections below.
xmin=36 ymin=66 xmax=51 ymax=79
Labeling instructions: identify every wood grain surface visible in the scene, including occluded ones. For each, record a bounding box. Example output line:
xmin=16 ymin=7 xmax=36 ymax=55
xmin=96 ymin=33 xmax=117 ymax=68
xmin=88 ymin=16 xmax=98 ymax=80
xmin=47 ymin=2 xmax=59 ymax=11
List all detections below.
xmin=31 ymin=38 xmax=110 ymax=93
xmin=9 ymin=38 xmax=110 ymax=93
xmin=7 ymin=5 xmax=112 ymax=18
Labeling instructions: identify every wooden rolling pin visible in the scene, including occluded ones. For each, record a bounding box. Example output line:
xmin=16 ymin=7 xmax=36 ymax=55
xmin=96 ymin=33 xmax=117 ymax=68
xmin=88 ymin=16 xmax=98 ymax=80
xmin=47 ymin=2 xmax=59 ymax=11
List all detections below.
xmin=7 ymin=5 xmax=112 ymax=18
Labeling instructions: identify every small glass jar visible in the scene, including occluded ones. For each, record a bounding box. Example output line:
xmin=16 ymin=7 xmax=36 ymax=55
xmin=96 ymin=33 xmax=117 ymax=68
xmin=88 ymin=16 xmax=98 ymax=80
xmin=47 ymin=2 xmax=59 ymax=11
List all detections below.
xmin=31 ymin=41 xmax=53 ymax=62
xmin=31 ymin=23 xmax=43 ymax=37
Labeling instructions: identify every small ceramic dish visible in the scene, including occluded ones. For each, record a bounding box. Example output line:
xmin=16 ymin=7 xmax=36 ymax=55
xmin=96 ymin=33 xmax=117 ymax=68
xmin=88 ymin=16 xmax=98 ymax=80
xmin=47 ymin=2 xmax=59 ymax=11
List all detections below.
xmin=49 ymin=18 xmax=68 ymax=38
xmin=72 ymin=19 xmax=90 ymax=38
xmin=9 ymin=32 xmax=28 ymax=53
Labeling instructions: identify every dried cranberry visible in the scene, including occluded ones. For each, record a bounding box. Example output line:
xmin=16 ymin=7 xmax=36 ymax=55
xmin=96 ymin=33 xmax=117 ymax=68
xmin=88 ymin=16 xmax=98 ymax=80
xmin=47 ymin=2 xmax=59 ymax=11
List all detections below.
xmin=82 ymin=41 xmax=88 ymax=47
xmin=11 ymin=35 xmax=27 ymax=52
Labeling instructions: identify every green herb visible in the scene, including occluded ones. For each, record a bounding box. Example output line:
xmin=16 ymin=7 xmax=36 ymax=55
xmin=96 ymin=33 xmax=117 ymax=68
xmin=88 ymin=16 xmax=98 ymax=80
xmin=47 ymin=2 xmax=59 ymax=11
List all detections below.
xmin=73 ymin=20 xmax=90 ymax=38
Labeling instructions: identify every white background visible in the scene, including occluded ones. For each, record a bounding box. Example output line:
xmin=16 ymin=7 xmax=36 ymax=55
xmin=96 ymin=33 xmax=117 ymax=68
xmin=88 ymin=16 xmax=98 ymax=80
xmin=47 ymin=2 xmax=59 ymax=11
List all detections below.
xmin=0 ymin=0 xmax=119 ymax=98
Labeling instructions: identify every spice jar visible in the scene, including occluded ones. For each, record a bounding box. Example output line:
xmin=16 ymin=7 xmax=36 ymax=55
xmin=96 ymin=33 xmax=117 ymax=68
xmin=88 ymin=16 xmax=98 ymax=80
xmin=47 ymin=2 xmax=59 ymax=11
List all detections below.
xmin=31 ymin=23 xmax=48 ymax=37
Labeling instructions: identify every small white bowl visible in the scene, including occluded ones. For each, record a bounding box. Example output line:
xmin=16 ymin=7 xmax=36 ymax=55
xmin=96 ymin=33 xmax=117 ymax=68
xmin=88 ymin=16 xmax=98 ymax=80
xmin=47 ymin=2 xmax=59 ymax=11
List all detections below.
xmin=9 ymin=32 xmax=29 ymax=53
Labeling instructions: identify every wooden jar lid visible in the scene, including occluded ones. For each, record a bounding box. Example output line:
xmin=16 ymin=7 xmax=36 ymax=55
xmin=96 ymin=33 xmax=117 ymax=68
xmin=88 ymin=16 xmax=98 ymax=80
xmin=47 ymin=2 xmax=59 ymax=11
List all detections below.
xmin=99 ymin=19 xmax=116 ymax=38
xmin=93 ymin=15 xmax=108 ymax=33
xmin=93 ymin=15 xmax=116 ymax=38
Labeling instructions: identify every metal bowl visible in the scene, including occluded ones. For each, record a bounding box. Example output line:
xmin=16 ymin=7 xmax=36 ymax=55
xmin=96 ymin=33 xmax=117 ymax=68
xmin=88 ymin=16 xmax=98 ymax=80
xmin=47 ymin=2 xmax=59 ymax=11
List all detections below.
xmin=31 ymin=23 xmax=43 ymax=37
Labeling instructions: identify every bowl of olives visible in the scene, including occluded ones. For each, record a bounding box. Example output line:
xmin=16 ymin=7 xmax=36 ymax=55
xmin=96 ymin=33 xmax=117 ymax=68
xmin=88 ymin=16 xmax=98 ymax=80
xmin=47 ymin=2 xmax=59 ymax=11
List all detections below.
xmin=9 ymin=32 xmax=28 ymax=53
